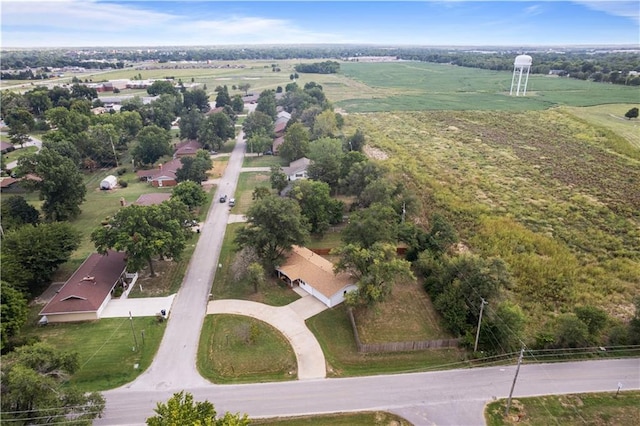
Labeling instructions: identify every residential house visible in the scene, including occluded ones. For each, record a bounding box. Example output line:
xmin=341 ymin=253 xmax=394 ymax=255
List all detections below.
xmin=1 ymin=141 xmax=15 ymax=154
xmin=39 ymin=251 xmax=138 ymax=323
xmin=174 ymin=140 xmax=202 ymax=158
xmin=276 ymin=246 xmax=357 ymax=308
xmin=134 ymin=192 xmax=171 ymax=206
xmin=283 ymin=157 xmax=311 ymax=181
xmin=136 ymin=158 xmax=182 ymax=187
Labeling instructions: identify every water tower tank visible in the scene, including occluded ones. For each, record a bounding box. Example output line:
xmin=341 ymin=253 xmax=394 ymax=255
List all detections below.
xmin=514 ymin=54 xmax=533 ymax=67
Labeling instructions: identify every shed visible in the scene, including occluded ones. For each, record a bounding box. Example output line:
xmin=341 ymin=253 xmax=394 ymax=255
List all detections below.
xmin=100 ymin=175 xmax=118 ymax=190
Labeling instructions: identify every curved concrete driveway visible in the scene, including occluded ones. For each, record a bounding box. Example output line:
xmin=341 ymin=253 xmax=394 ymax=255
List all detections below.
xmin=207 ymin=299 xmax=326 ymax=380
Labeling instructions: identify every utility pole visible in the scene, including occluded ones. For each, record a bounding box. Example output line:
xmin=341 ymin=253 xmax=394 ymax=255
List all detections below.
xmin=505 ymin=346 xmax=525 ymax=417
xmin=129 ymin=311 xmax=138 ymax=351
xmin=474 ymin=298 xmax=488 ymax=352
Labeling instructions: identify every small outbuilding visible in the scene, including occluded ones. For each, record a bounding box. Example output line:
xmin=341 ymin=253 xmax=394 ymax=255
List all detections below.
xmin=100 ymin=175 xmax=118 ymax=190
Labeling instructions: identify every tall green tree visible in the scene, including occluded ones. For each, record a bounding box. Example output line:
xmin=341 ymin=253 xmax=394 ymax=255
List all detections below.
xmin=312 ymin=109 xmax=339 ymax=139
xmin=198 ymin=112 xmax=235 ymax=151
xmin=279 ymin=122 xmax=310 ymax=162
xmin=183 ymin=88 xmax=210 ymax=113
xmin=307 ymin=137 xmax=344 ymax=190
xmin=5 ymin=108 xmax=35 ymax=147
xmin=179 ymin=107 xmax=204 ymax=140
xmin=289 ymin=179 xmax=343 ymax=235
xmin=333 ymin=242 xmax=414 ymax=307
xmin=214 ymin=85 xmax=231 ymax=108
xmin=172 ymin=180 xmax=207 ymax=210
xmin=269 ymin=165 xmax=288 ymax=193
xmin=0 ymin=195 xmax=39 ymax=231
xmin=176 ymin=150 xmax=212 ymax=183
xmin=1 ymin=342 xmax=105 ymax=425
xmin=231 ymin=94 xmax=244 ymax=113
xmin=0 ymin=283 xmax=28 ymax=351
xmin=342 ymin=203 xmax=399 ymax=249
xmin=242 ymin=111 xmax=273 ymax=140
xmin=247 ymin=130 xmax=272 ymax=155
xmin=0 ymin=222 xmax=81 ymax=295
xmin=147 ymin=391 xmax=249 ymax=426
xmin=235 ymin=196 xmax=309 ymax=267
xmin=91 ymin=200 xmax=192 ymax=276
xmin=147 ymin=80 xmax=178 ymax=96
xmin=132 ymin=125 xmax=172 ymax=165
xmin=16 ymin=148 xmax=86 ymax=221
xmin=247 ymin=262 xmax=266 ymax=293
xmin=256 ymin=89 xmax=277 ymax=120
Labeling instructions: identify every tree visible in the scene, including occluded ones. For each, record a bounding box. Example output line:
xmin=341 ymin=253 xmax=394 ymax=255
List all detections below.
xmin=289 ymin=179 xmax=343 ymax=235
xmin=1 ymin=222 xmax=81 ymax=295
xmin=478 ymin=301 xmax=525 ymax=354
xmin=625 ymin=107 xmax=638 ymax=119
xmin=252 ymin=186 xmax=271 ymax=200
xmin=256 ymin=89 xmax=277 ymax=120
xmin=574 ymin=305 xmax=608 ymax=338
xmin=84 ymin=123 xmax=119 ymax=167
xmin=242 ymin=111 xmax=273 ymax=140
xmin=146 ymin=391 xmax=249 ymax=426
xmin=0 ymin=283 xmax=28 ymax=351
xmin=198 ymin=112 xmax=235 ymax=151
xmin=235 ymin=196 xmax=310 ymax=267
xmin=145 ymin=94 xmax=181 ymax=130
xmin=132 ymin=125 xmax=172 ymax=165
xmin=91 ymin=200 xmax=192 ymax=276
xmin=214 ymin=85 xmax=231 ymax=108
xmin=553 ymin=313 xmax=591 ymax=348
xmin=347 ymin=128 xmax=366 ymax=152
xmin=5 ymin=108 xmax=35 ymax=147
xmin=246 ymin=130 xmax=272 ymax=155
xmin=172 ymin=180 xmax=207 ymax=210
xmin=16 ymin=148 xmax=86 ymax=221
xmin=179 ymin=107 xmax=204 ymax=140
xmin=0 ymin=195 xmax=39 ymax=231
xmin=270 ymin=165 xmax=288 ymax=193
xmin=340 ymin=160 xmax=384 ymax=196
xmin=279 ymin=122 xmax=310 ymax=162
xmin=183 ymin=88 xmax=210 ymax=113
xmin=1 ymin=342 xmax=105 ymax=425
xmin=307 ymin=137 xmax=344 ymax=190
xmin=70 ymin=83 xmax=98 ymax=100
xmin=312 ymin=109 xmax=338 ymax=139
xmin=333 ymin=242 xmax=414 ymax=307
xmin=247 ymin=262 xmax=265 ymax=293
xmin=238 ymin=83 xmax=251 ymax=96
xmin=342 ymin=203 xmax=399 ymax=248
xmin=231 ymin=95 xmax=244 ymax=113
xmin=176 ymin=150 xmax=212 ymax=183
xmin=147 ymin=80 xmax=178 ymax=96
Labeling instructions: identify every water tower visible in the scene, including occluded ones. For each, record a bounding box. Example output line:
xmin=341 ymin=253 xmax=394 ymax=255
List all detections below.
xmin=510 ymin=54 xmax=532 ymax=96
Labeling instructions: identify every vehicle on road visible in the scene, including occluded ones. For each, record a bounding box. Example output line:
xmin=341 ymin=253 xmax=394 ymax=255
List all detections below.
xmin=228 ymin=198 xmax=235 ymax=207
xmin=219 ymin=195 xmax=227 ymax=203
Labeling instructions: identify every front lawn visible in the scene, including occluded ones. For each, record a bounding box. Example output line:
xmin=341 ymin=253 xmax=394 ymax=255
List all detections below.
xmin=21 ymin=312 xmax=166 ymax=392
xmin=252 ymin=411 xmax=411 ymax=425
xmin=234 ymin=171 xmax=271 ymax=214
xmin=242 ymin=154 xmax=286 ymax=167
xmin=197 ymin=314 xmax=297 ymax=383
xmin=3 ymin=145 xmax=38 ymax=164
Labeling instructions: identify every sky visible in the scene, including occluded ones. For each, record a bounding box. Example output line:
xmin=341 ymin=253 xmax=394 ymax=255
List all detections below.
xmin=1 ymin=1 xmax=639 ymax=48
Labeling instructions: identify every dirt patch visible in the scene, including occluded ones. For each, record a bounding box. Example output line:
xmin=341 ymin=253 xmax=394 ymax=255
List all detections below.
xmin=363 ymin=145 xmax=389 ymax=160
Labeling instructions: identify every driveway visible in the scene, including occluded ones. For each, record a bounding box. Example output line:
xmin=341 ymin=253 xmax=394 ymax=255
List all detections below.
xmin=206 ymin=299 xmax=327 ymax=380
xmin=100 ymin=295 xmax=176 ymax=318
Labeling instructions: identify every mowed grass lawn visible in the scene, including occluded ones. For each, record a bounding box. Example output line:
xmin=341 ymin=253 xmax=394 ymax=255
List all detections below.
xmin=21 ymin=313 xmax=166 ymax=392
xmin=252 ymin=411 xmax=411 ymax=425
xmin=485 ymin=391 xmax=640 ymax=426
xmin=197 ymin=314 xmax=297 ymax=383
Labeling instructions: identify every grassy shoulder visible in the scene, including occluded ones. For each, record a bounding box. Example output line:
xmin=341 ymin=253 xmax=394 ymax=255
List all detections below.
xmin=2 ymin=145 xmax=38 ymax=164
xmin=252 ymin=411 xmax=412 ymax=425
xmin=21 ymin=310 xmax=166 ymax=392
xmin=197 ymin=314 xmax=297 ymax=384
xmin=485 ymin=391 xmax=640 ymax=426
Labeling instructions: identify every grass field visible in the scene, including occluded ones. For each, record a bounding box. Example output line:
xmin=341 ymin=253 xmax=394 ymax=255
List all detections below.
xmin=234 ymin=171 xmax=271 ymax=214
xmin=2 ymin=145 xmax=38 ymax=164
xmin=485 ymin=391 xmax=640 ymax=426
xmin=342 ymin=106 xmax=640 ymax=326
xmin=21 ymin=312 xmax=166 ymax=392
xmin=197 ymin=314 xmax=297 ymax=383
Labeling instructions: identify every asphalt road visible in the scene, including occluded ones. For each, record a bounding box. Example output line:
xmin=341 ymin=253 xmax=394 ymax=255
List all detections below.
xmin=97 ymin=358 xmax=639 ymax=425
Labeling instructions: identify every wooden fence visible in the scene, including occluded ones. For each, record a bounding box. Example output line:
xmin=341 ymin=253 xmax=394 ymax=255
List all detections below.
xmin=347 ymin=308 xmax=460 ymax=354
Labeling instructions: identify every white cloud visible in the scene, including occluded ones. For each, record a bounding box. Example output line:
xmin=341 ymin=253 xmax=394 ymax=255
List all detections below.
xmin=572 ymin=1 xmax=639 ymax=23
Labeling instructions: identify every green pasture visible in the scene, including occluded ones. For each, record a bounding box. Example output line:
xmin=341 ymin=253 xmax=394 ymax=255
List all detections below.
xmin=197 ymin=314 xmax=297 ymax=383
xmin=336 ymin=61 xmax=640 ymax=112
xmin=21 ymin=313 xmax=166 ymax=392
xmin=2 ymin=145 xmax=38 ymax=164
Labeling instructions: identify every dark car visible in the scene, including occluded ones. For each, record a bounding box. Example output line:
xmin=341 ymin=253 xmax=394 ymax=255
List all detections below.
xmin=263 ymin=150 xmax=273 ymax=155
xmin=219 ymin=195 xmax=227 ymax=203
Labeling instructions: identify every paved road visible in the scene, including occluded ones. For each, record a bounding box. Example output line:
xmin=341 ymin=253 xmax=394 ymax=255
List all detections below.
xmin=120 ymin=124 xmax=248 ymax=391
xmin=97 ymin=358 xmax=639 ymax=425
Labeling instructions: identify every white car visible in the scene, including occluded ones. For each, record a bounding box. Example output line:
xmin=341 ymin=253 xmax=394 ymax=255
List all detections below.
xmin=228 ymin=198 xmax=235 ymax=207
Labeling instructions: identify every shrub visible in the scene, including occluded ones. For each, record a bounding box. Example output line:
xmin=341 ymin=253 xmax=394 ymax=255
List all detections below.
xmin=117 ymin=167 xmax=127 ymax=176
xmin=118 ymin=179 xmax=128 ymax=188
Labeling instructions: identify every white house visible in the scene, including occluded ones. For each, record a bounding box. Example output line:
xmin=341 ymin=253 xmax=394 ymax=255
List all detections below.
xmin=276 ymin=246 xmax=357 ymax=307
xmin=283 ymin=157 xmax=311 ymax=181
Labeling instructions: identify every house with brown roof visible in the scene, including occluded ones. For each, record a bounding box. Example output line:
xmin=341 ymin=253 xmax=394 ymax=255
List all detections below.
xmin=1 ymin=141 xmax=15 ymax=154
xmin=39 ymin=251 xmax=138 ymax=323
xmin=276 ymin=246 xmax=357 ymax=307
xmin=174 ymin=140 xmax=202 ymax=158
xmin=134 ymin=192 xmax=171 ymax=206
xmin=136 ymin=158 xmax=182 ymax=187
xmin=283 ymin=157 xmax=311 ymax=181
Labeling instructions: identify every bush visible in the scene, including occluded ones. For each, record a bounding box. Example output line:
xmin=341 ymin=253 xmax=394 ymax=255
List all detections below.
xmin=117 ymin=167 xmax=127 ymax=176
xmin=118 ymin=179 xmax=128 ymax=188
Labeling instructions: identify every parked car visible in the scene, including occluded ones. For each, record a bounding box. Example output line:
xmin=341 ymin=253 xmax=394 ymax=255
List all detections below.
xmin=228 ymin=198 xmax=235 ymax=207
xmin=263 ymin=150 xmax=273 ymax=155
xmin=219 ymin=195 xmax=227 ymax=203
